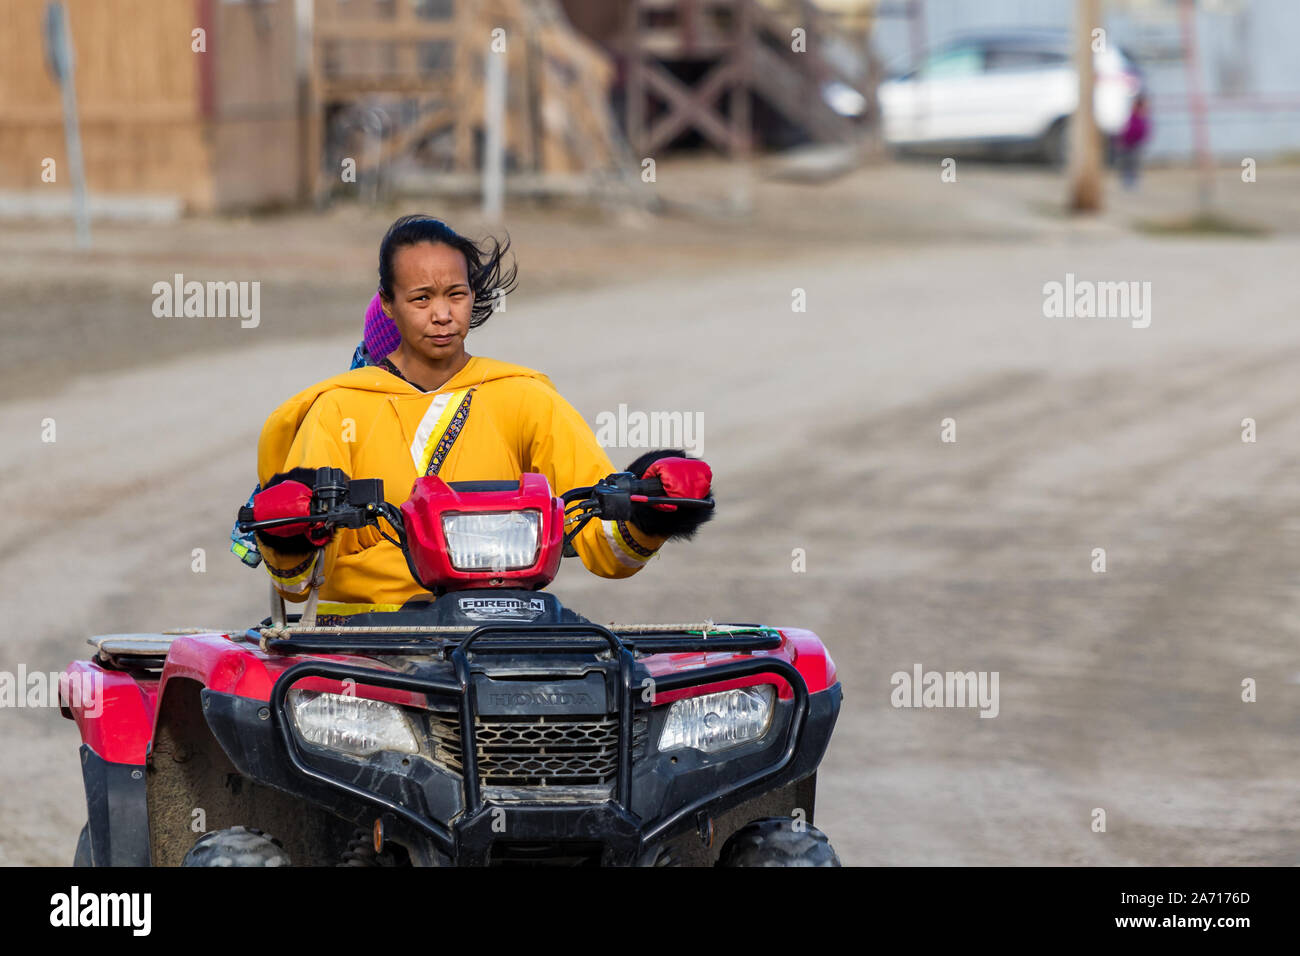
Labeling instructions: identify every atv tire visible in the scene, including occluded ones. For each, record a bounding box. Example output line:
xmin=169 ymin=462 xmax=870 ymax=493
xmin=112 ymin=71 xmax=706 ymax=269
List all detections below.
xmin=718 ymin=818 xmax=841 ymax=867
xmin=74 ymin=824 xmax=92 ymax=867
xmin=182 ymin=826 xmax=291 ymax=867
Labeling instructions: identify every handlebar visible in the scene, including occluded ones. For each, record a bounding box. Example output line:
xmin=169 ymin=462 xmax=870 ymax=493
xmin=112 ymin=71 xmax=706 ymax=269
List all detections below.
xmin=237 ymin=468 xmax=391 ymax=535
xmin=236 ymin=469 xmax=715 ymax=549
xmin=558 ymin=471 xmax=714 ymax=553
xmin=561 ymin=472 xmax=714 ymax=510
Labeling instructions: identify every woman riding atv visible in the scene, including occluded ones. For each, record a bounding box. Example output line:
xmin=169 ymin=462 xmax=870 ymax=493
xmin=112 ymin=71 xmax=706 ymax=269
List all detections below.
xmin=249 ymin=215 xmax=713 ymax=621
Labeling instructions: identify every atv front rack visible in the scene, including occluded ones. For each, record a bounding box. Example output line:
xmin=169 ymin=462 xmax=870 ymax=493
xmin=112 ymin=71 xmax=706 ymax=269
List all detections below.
xmin=251 ymin=621 xmax=783 ymax=656
xmin=265 ymin=622 xmax=811 ymax=865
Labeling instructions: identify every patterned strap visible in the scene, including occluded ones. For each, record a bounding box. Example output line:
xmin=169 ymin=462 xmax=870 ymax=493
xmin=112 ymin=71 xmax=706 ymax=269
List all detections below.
xmin=427 ymin=388 xmax=475 ymax=475
xmin=409 ymin=387 xmax=476 ymax=476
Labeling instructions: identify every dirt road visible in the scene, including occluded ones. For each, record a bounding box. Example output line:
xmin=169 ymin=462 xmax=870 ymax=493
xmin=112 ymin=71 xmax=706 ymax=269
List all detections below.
xmin=2 ymin=164 xmax=1299 ymax=865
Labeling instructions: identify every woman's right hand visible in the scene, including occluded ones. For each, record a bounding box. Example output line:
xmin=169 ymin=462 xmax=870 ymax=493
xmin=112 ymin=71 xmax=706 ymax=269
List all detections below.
xmin=252 ymin=479 xmax=331 ymax=546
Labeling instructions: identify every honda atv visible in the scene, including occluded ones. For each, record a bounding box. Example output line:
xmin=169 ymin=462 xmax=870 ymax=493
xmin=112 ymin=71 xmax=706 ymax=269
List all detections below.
xmin=62 ymin=469 xmax=842 ymax=866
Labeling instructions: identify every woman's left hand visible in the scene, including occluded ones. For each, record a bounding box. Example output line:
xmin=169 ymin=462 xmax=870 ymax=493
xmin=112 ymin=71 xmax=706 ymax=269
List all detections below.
xmin=642 ymin=457 xmax=712 ymax=512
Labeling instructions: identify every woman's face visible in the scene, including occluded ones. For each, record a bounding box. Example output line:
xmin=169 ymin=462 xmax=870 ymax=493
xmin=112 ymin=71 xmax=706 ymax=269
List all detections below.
xmin=382 ymin=241 xmax=474 ymax=364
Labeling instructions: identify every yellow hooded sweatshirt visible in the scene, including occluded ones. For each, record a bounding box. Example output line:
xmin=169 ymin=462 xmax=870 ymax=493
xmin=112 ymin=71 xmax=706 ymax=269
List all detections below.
xmin=255 ymin=356 xmax=665 ymax=616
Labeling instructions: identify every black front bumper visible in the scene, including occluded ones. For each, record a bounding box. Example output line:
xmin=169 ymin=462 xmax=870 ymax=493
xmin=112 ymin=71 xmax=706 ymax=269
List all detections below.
xmin=204 ymin=624 xmax=841 ymax=865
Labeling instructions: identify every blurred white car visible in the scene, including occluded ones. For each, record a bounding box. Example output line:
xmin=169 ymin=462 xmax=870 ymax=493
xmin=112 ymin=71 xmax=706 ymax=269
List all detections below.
xmin=878 ymin=31 xmax=1143 ymax=164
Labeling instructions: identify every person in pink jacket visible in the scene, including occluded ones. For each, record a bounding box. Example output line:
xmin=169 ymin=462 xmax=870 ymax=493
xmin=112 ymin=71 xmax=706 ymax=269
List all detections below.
xmin=1115 ymin=93 xmax=1151 ymax=189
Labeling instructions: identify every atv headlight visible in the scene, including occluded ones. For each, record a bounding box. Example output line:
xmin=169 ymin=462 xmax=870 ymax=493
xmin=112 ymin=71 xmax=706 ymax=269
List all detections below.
xmin=288 ymin=690 xmax=419 ymax=758
xmin=658 ymin=684 xmax=776 ymax=754
xmin=441 ymin=511 xmax=541 ymax=572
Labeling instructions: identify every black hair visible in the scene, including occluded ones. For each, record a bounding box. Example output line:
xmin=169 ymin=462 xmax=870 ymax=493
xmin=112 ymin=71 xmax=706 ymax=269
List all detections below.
xmin=378 ymin=214 xmax=518 ymax=328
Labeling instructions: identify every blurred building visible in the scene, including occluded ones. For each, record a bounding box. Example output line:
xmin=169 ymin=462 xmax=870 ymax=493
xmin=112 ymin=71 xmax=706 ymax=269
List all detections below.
xmin=0 ymin=0 xmax=300 ymax=215
xmin=0 ymin=0 xmax=885 ymax=218
xmin=562 ymin=0 xmax=876 ymax=155
xmin=0 ymin=0 xmax=627 ymax=215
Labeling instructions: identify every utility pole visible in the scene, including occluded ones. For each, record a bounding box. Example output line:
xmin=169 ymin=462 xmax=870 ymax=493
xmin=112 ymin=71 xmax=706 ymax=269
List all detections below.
xmin=294 ymin=0 xmax=321 ymax=206
xmin=1068 ymin=0 xmax=1103 ymax=212
xmin=482 ymin=38 xmax=507 ymax=223
xmin=1179 ymin=0 xmax=1214 ymax=213
xmin=43 ymin=1 xmax=90 ymax=247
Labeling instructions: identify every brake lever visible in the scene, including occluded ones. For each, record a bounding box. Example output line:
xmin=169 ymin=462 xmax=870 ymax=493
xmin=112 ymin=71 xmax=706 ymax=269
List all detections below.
xmin=576 ymin=473 xmax=716 ymax=522
xmin=630 ymin=495 xmax=715 ymax=510
xmin=236 ymin=506 xmax=367 ymax=534
xmin=237 ymin=475 xmax=390 ymax=534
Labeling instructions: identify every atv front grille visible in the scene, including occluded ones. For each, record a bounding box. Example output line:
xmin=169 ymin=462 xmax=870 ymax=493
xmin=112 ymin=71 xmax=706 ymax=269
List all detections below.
xmin=429 ymin=713 xmax=649 ymax=788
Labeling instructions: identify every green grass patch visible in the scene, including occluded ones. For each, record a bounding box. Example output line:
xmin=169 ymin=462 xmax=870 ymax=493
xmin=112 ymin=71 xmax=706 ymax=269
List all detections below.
xmin=1134 ymin=211 xmax=1271 ymax=237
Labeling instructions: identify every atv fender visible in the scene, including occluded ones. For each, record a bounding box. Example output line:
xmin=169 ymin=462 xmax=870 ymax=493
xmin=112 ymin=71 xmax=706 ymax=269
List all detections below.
xmin=61 ymin=659 xmax=158 ymax=765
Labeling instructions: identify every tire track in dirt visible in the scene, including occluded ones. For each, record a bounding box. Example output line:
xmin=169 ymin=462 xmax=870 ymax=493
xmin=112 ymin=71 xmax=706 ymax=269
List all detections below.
xmin=6 ymin=235 xmax=1300 ymax=865
xmin=724 ymin=335 xmax=1300 ymax=864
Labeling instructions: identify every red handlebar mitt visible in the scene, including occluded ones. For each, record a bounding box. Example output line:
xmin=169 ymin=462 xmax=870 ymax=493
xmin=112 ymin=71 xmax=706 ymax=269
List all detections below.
xmin=252 ymin=479 xmax=331 ymax=547
xmin=642 ymin=457 xmax=712 ymax=512
xmin=622 ymin=450 xmax=714 ymax=542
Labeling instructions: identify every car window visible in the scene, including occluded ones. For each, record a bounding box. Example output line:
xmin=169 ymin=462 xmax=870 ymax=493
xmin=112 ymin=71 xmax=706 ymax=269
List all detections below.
xmin=985 ymin=47 xmax=1068 ymax=72
xmin=923 ymin=46 xmax=983 ymax=78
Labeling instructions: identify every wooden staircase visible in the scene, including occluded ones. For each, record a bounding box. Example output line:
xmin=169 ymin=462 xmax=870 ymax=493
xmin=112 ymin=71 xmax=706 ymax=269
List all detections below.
xmin=622 ymin=0 xmax=865 ymax=157
xmin=305 ymin=0 xmax=631 ymax=200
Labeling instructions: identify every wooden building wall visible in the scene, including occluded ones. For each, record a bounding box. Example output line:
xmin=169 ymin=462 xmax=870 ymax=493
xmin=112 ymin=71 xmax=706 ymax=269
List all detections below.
xmin=0 ymin=0 xmax=301 ymax=214
xmin=208 ymin=0 xmax=300 ymax=210
xmin=0 ymin=0 xmax=214 ymax=209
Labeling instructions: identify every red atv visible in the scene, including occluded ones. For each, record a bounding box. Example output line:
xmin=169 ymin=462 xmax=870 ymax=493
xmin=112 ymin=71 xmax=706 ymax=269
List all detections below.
xmin=62 ymin=469 xmax=842 ymax=866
